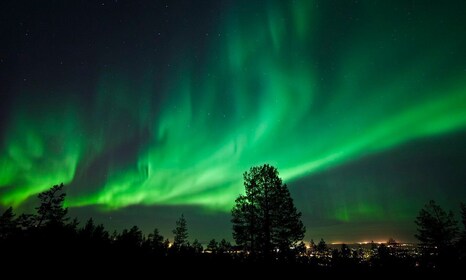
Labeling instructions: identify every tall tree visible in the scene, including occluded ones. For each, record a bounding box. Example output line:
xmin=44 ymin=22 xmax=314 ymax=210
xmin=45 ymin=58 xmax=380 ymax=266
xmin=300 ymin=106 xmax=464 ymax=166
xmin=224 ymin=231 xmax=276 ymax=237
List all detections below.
xmin=35 ymin=183 xmax=68 ymax=227
xmin=231 ymin=164 xmax=305 ymax=260
xmin=309 ymin=239 xmax=316 ymax=251
xmin=172 ymin=214 xmax=188 ymax=248
xmin=415 ymin=200 xmax=458 ymax=249
xmin=146 ymin=228 xmax=165 ymax=252
xmin=415 ymin=200 xmax=458 ymax=266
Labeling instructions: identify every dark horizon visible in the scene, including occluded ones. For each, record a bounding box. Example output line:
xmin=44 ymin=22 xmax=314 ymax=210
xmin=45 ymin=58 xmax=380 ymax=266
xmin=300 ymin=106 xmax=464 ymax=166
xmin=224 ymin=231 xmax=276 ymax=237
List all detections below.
xmin=2 ymin=181 xmax=463 ymax=272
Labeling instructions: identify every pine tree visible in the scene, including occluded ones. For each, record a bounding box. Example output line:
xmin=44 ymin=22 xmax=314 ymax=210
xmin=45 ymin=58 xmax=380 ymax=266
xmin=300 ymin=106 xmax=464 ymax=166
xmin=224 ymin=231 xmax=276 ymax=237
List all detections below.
xmin=415 ymin=200 xmax=458 ymax=250
xmin=309 ymin=239 xmax=316 ymax=253
xmin=415 ymin=200 xmax=458 ymax=267
xmin=191 ymin=239 xmax=203 ymax=254
xmin=317 ymin=238 xmax=328 ymax=253
xmin=147 ymin=228 xmax=164 ymax=251
xmin=207 ymin=238 xmax=219 ymax=253
xmin=79 ymin=218 xmax=96 ymax=241
xmin=35 ymin=183 xmax=68 ymax=227
xmin=118 ymin=226 xmax=143 ymax=249
xmin=172 ymin=214 xmax=188 ymax=249
xmin=219 ymin=238 xmax=231 ymax=254
xmin=231 ymin=164 xmax=305 ymax=260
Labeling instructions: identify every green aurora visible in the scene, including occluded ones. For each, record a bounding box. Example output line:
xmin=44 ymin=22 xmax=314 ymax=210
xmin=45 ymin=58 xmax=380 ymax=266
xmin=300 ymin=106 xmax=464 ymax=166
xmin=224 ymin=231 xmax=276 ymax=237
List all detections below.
xmin=1 ymin=0 xmax=466 ymax=240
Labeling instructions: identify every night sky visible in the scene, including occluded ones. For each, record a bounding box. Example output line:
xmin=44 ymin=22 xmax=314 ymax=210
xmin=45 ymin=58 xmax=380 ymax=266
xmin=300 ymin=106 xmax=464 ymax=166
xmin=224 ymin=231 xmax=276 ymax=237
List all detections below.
xmin=1 ymin=0 xmax=466 ymax=243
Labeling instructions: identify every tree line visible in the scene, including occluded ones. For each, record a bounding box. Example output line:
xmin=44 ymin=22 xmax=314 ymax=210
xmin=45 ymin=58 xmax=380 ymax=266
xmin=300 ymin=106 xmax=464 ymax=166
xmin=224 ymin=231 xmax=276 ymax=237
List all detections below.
xmin=1 ymin=164 xmax=466 ymax=271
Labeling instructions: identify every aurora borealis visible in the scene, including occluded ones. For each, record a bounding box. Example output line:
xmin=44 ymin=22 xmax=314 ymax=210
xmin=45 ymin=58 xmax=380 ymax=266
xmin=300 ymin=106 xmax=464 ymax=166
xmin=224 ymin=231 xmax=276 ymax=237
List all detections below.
xmin=1 ymin=0 xmax=466 ymax=242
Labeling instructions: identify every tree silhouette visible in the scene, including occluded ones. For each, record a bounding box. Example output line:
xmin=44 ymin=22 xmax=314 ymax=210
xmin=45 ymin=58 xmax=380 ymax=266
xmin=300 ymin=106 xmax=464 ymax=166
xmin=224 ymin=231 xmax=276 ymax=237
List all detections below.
xmin=207 ymin=238 xmax=218 ymax=253
xmin=78 ymin=217 xmax=96 ymax=248
xmin=35 ymin=183 xmax=68 ymax=227
xmin=415 ymin=200 xmax=458 ymax=248
xmin=117 ymin=225 xmax=143 ymax=251
xmin=231 ymin=164 xmax=305 ymax=261
xmin=172 ymin=214 xmax=188 ymax=249
xmin=309 ymin=238 xmax=316 ymax=250
xmin=79 ymin=218 xmax=108 ymax=241
xmin=145 ymin=228 xmax=165 ymax=253
xmin=93 ymin=223 xmax=109 ymax=242
xmin=77 ymin=218 xmax=110 ymax=257
xmin=191 ymin=239 xmax=203 ymax=254
xmin=111 ymin=230 xmax=119 ymax=241
xmin=317 ymin=238 xmax=328 ymax=252
xmin=79 ymin=218 xmax=96 ymax=240
xmin=219 ymin=238 xmax=231 ymax=254
xmin=0 ymin=207 xmax=17 ymax=240
xmin=16 ymin=213 xmax=35 ymax=230
xmin=415 ymin=200 xmax=458 ymax=267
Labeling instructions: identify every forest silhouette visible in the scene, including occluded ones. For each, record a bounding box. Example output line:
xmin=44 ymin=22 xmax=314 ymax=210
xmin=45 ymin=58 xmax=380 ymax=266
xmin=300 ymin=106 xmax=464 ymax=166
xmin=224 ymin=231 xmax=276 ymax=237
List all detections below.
xmin=1 ymin=164 xmax=465 ymax=272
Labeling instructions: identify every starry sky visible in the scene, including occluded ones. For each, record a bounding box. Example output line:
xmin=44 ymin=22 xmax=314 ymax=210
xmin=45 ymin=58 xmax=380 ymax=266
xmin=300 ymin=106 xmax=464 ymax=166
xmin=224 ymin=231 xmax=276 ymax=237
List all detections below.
xmin=1 ymin=0 xmax=466 ymax=243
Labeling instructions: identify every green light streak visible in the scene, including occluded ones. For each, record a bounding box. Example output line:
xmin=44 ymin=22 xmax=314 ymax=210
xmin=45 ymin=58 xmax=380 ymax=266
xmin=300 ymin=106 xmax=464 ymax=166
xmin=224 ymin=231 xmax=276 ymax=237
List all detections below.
xmin=1 ymin=1 xmax=465 ymax=220
xmin=0 ymin=98 xmax=82 ymax=206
